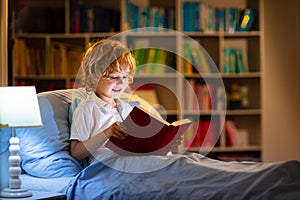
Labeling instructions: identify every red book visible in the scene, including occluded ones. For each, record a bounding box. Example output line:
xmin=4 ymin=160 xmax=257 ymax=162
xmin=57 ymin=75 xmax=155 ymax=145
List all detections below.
xmin=183 ymin=121 xmax=198 ymax=148
xmin=199 ymin=121 xmax=209 ymax=147
xmin=225 ymin=120 xmax=237 ymax=147
xmin=105 ymin=106 xmax=192 ymax=156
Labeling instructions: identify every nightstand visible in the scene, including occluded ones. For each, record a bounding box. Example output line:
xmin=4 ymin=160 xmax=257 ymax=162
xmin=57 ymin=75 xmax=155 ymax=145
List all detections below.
xmin=0 ymin=190 xmax=66 ymax=200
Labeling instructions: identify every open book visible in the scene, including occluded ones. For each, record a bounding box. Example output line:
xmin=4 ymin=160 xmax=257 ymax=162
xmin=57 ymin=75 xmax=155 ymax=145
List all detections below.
xmin=105 ymin=106 xmax=192 ymax=156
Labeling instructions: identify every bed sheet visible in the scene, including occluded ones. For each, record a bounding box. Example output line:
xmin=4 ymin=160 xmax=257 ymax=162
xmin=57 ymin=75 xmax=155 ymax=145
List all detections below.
xmin=20 ymin=174 xmax=74 ymax=194
xmin=66 ymin=153 xmax=300 ymax=200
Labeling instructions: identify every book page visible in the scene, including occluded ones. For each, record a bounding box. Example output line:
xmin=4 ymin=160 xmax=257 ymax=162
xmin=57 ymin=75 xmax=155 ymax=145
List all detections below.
xmin=137 ymin=106 xmax=192 ymax=127
xmin=137 ymin=105 xmax=171 ymax=126
xmin=171 ymin=118 xmax=192 ymax=127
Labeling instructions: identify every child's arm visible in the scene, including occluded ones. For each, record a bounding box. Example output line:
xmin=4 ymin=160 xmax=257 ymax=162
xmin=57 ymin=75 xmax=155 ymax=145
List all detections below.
xmin=70 ymin=121 xmax=127 ymax=161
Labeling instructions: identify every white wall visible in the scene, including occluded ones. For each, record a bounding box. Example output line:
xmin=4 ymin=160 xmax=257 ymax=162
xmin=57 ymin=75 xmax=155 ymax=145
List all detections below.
xmin=263 ymin=0 xmax=300 ymax=162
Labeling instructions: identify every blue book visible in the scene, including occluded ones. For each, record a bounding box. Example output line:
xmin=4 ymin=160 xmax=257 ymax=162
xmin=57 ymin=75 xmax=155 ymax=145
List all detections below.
xmin=183 ymin=2 xmax=192 ymax=31
xmin=131 ymin=4 xmax=139 ymax=29
xmin=215 ymin=7 xmax=225 ymax=32
xmin=193 ymin=2 xmax=200 ymax=32
xmin=225 ymin=7 xmax=238 ymax=33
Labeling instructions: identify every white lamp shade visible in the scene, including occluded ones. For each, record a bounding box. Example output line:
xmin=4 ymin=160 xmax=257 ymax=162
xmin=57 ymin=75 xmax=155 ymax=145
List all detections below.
xmin=0 ymin=86 xmax=42 ymax=128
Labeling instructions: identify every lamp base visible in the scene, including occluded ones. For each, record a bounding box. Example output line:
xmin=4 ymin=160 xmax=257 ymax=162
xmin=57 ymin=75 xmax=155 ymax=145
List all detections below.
xmin=0 ymin=188 xmax=32 ymax=198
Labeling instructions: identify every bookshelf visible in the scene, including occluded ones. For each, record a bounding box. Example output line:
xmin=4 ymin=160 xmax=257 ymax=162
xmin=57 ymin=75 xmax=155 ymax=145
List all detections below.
xmin=10 ymin=0 xmax=121 ymax=92
xmin=174 ymin=0 xmax=262 ymax=161
xmin=9 ymin=0 xmax=263 ymax=161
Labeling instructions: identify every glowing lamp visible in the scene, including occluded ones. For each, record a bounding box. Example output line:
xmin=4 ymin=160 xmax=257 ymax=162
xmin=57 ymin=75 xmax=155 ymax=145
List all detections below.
xmin=0 ymin=86 xmax=42 ymax=198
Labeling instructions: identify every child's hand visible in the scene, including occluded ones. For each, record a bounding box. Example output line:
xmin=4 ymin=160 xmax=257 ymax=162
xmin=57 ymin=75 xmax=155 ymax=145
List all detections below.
xmin=103 ymin=121 xmax=127 ymax=140
xmin=170 ymin=137 xmax=183 ymax=152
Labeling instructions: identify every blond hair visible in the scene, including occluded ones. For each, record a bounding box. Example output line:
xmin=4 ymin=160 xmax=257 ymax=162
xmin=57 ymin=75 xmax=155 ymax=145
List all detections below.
xmin=79 ymin=39 xmax=136 ymax=92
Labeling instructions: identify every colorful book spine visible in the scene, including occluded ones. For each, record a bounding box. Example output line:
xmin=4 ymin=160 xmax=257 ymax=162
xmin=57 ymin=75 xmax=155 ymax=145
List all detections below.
xmin=223 ymin=47 xmax=248 ymax=73
xmin=71 ymin=0 xmax=80 ymax=33
xmin=215 ymin=7 xmax=225 ymax=32
xmin=183 ymin=119 xmax=218 ymax=149
xmin=185 ymin=79 xmax=216 ymax=111
xmin=224 ymin=120 xmax=249 ymax=147
xmin=13 ymin=38 xmax=46 ymax=76
xmin=125 ymin=1 xmax=175 ymax=31
xmin=183 ymin=42 xmax=193 ymax=74
xmin=182 ymin=2 xmax=255 ymax=33
xmin=225 ymin=7 xmax=239 ymax=33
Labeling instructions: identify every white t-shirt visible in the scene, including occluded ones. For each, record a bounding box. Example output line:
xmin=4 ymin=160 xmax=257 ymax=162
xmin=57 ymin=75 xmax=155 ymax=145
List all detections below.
xmin=70 ymin=92 xmax=133 ymax=162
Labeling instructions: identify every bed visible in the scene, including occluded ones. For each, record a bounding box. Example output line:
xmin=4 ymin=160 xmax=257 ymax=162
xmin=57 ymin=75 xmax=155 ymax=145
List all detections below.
xmin=0 ymin=88 xmax=299 ymax=200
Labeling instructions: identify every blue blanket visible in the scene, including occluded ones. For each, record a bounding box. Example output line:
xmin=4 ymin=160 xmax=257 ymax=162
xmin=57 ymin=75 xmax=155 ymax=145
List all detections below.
xmin=66 ymin=153 xmax=300 ymax=200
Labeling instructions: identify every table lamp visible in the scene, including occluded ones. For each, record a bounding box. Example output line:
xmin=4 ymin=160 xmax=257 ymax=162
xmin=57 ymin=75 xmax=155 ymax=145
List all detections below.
xmin=0 ymin=86 xmax=42 ymax=198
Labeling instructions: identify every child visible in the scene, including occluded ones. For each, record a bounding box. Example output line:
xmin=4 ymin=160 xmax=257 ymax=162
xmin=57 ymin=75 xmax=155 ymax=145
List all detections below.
xmin=70 ymin=39 xmax=136 ymax=163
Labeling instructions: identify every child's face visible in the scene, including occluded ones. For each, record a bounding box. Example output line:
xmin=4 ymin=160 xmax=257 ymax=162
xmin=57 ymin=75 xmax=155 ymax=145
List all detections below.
xmin=95 ymin=66 xmax=130 ymax=103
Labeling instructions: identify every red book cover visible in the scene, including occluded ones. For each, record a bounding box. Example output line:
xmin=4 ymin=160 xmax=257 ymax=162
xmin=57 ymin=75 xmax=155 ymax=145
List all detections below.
xmin=105 ymin=106 xmax=192 ymax=156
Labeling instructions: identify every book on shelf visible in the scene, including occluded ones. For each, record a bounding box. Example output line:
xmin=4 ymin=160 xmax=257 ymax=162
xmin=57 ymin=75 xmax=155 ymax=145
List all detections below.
xmin=132 ymin=39 xmax=149 ymax=74
xmin=190 ymin=48 xmax=212 ymax=74
xmin=225 ymin=7 xmax=239 ymax=33
xmin=13 ymin=38 xmax=45 ymax=76
xmin=70 ymin=0 xmax=120 ymax=33
xmin=224 ymin=120 xmax=249 ymax=147
xmin=146 ymin=49 xmax=162 ymax=74
xmin=223 ymin=39 xmax=248 ymax=73
xmin=223 ymin=47 xmax=248 ymax=74
xmin=198 ymin=120 xmax=218 ymax=148
xmin=49 ymin=42 xmax=83 ymax=76
xmin=183 ymin=42 xmax=193 ymax=74
xmin=235 ymin=49 xmax=247 ymax=73
xmin=184 ymin=79 xmax=196 ymax=110
xmin=125 ymin=0 xmax=175 ymax=31
xmin=182 ymin=119 xmax=197 ymax=148
xmin=181 ymin=2 xmax=256 ymax=33
xmin=134 ymin=49 xmax=174 ymax=75
xmin=184 ymin=79 xmax=218 ymax=111
xmin=67 ymin=47 xmax=83 ymax=76
xmin=132 ymin=38 xmax=176 ymax=75
xmin=105 ymin=106 xmax=192 ymax=156
xmin=49 ymin=42 xmax=68 ymax=75
xmin=70 ymin=0 xmax=80 ymax=33
xmin=215 ymin=7 xmax=225 ymax=32
xmin=13 ymin=5 xmax=65 ymax=33
xmin=13 ymin=38 xmax=28 ymax=76
xmin=14 ymin=37 xmax=83 ymax=78
xmin=183 ymin=2 xmax=214 ymax=32
xmin=183 ymin=119 xmax=218 ymax=149
xmin=183 ymin=41 xmax=212 ymax=74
